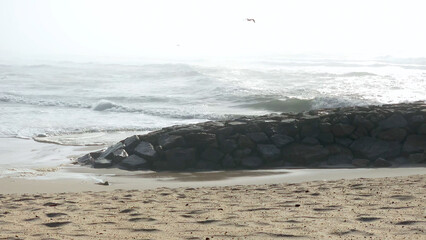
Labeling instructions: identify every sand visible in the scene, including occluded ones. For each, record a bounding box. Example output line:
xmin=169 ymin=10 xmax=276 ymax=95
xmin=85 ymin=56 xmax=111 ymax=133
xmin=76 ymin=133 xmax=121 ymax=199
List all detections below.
xmin=0 ymin=174 xmax=424 ymax=239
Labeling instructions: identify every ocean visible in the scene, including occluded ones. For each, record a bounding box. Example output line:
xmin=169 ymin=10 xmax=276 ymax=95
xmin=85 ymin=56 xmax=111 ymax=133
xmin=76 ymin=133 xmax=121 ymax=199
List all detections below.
xmin=0 ymin=57 xmax=425 ymax=178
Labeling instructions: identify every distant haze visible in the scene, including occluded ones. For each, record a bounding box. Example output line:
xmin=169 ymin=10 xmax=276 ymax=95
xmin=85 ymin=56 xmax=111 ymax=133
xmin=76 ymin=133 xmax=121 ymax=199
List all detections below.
xmin=1 ymin=0 xmax=426 ymax=61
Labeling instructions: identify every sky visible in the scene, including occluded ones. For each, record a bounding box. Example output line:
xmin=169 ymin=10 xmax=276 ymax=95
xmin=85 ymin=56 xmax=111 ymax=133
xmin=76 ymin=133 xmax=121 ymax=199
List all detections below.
xmin=1 ymin=0 xmax=426 ymax=61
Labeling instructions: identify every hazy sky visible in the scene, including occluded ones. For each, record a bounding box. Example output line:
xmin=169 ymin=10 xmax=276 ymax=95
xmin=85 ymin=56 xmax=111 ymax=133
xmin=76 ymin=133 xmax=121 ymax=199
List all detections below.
xmin=1 ymin=0 xmax=426 ymax=60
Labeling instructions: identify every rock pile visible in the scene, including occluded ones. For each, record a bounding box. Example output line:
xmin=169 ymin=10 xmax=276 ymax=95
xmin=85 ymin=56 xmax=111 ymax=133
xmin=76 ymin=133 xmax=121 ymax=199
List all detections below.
xmin=77 ymin=102 xmax=426 ymax=171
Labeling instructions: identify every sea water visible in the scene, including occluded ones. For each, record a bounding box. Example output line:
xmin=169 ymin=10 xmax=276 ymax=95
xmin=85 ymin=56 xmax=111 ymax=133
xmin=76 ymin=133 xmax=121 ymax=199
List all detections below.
xmin=0 ymin=57 xmax=425 ymax=177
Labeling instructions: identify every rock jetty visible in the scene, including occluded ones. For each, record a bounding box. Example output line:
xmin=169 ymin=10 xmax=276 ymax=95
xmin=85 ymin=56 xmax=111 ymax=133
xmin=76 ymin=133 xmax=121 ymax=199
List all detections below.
xmin=77 ymin=102 xmax=426 ymax=171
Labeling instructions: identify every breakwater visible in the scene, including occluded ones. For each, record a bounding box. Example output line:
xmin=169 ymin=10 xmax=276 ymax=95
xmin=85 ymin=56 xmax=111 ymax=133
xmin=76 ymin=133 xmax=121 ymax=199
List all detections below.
xmin=77 ymin=102 xmax=426 ymax=170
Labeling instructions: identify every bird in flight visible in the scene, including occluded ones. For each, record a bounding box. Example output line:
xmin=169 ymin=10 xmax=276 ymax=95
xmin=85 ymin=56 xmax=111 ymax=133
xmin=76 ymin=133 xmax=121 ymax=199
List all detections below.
xmin=246 ymin=18 xmax=255 ymax=23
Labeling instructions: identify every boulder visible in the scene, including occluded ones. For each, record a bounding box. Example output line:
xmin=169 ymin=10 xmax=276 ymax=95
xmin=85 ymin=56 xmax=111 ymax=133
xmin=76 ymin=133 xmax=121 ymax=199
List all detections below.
xmin=222 ymin=154 xmax=237 ymax=169
xmin=165 ymin=148 xmax=196 ymax=170
xmin=331 ymin=123 xmax=355 ymax=137
xmin=219 ymin=139 xmax=237 ymax=153
xmin=335 ymin=137 xmax=353 ymax=147
xmin=233 ymin=148 xmax=252 ymax=158
xmin=123 ymin=135 xmax=140 ymax=153
xmin=120 ymin=155 xmax=149 ymax=169
xmin=77 ymin=153 xmax=94 ymax=165
xmin=257 ymin=144 xmax=280 ymax=161
xmin=327 ymin=154 xmax=353 ymax=165
xmin=271 ymin=134 xmax=294 ymax=147
xmin=238 ymin=135 xmax=255 ymax=149
xmin=301 ymin=137 xmax=319 ymax=145
xmin=352 ymin=158 xmax=370 ymax=167
xmin=377 ymin=128 xmax=407 ymax=142
xmin=403 ymin=135 xmax=426 ymax=153
xmin=134 ymin=141 xmax=157 ymax=160
xmin=282 ymin=144 xmax=329 ymax=165
xmin=201 ymin=147 xmax=224 ymax=162
xmin=353 ymin=115 xmax=375 ymax=130
xmin=241 ymin=156 xmax=263 ymax=168
xmin=350 ymin=137 xmax=401 ymax=160
xmin=93 ymin=158 xmax=113 ymax=168
xmin=111 ymin=149 xmax=128 ymax=163
xmin=419 ymin=123 xmax=426 ymax=135
xmin=246 ymin=132 xmax=269 ymax=143
xmin=195 ymin=161 xmax=220 ymax=170
xmin=373 ymin=158 xmax=392 ymax=167
xmin=379 ymin=113 xmax=408 ymax=130
xmin=99 ymin=142 xmax=125 ymax=160
xmin=409 ymin=153 xmax=425 ymax=163
xmin=318 ymin=132 xmax=334 ymax=144
xmin=185 ymin=133 xmax=217 ymax=147
xmin=158 ymin=135 xmax=185 ymax=150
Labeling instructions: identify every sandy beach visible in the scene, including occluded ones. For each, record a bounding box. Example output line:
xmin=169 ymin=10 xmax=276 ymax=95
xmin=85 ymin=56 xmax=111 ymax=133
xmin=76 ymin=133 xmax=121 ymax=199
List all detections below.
xmin=0 ymin=174 xmax=424 ymax=239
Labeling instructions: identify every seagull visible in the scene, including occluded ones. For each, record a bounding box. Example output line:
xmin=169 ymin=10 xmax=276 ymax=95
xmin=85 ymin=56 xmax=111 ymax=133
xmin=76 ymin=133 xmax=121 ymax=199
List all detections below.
xmin=246 ymin=18 xmax=255 ymax=23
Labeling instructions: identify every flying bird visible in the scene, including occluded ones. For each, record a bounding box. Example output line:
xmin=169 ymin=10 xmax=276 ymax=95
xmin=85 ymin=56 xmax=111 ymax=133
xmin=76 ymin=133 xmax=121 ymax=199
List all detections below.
xmin=246 ymin=18 xmax=255 ymax=23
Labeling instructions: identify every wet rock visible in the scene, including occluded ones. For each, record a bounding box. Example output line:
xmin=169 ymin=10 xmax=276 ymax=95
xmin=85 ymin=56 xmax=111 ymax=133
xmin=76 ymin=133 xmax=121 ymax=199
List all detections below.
xmin=111 ymin=149 xmax=128 ymax=163
xmin=93 ymin=158 xmax=113 ymax=168
xmin=335 ymin=137 xmax=353 ymax=147
xmin=123 ymin=135 xmax=140 ymax=153
xmin=195 ymin=161 xmax=220 ymax=170
xmin=238 ymin=135 xmax=255 ymax=149
xmin=353 ymin=115 xmax=375 ymax=130
xmin=327 ymin=154 xmax=353 ymax=165
xmin=134 ymin=141 xmax=157 ymax=160
xmin=158 ymin=135 xmax=185 ymax=150
xmin=246 ymin=132 xmax=269 ymax=143
xmin=201 ymin=147 xmax=224 ymax=163
xmin=241 ymin=156 xmax=263 ymax=168
xmin=352 ymin=158 xmax=370 ymax=167
xmin=301 ymin=123 xmax=320 ymax=137
xmin=233 ymin=148 xmax=252 ymax=158
xmin=379 ymin=113 xmax=408 ymax=130
xmin=257 ymin=144 xmax=280 ymax=161
xmin=271 ymin=134 xmax=294 ymax=147
xmin=120 ymin=155 xmax=149 ymax=169
xmin=350 ymin=137 xmax=401 ymax=160
xmin=418 ymin=123 xmax=426 ymax=134
xmin=282 ymin=144 xmax=329 ymax=165
xmin=409 ymin=153 xmax=425 ymax=163
xmin=77 ymin=153 xmax=94 ymax=165
xmin=165 ymin=148 xmax=196 ymax=170
xmin=99 ymin=142 xmax=125 ymax=160
xmin=318 ymin=132 xmax=334 ymax=144
xmin=377 ymin=128 xmax=407 ymax=142
xmin=331 ymin=123 xmax=355 ymax=137
xmin=219 ymin=139 xmax=237 ymax=153
xmin=302 ymin=137 xmax=319 ymax=145
xmin=373 ymin=158 xmax=392 ymax=167
xmin=403 ymin=135 xmax=426 ymax=153
xmin=185 ymin=133 xmax=216 ymax=147
xmin=222 ymin=154 xmax=236 ymax=168
xmin=351 ymin=126 xmax=369 ymax=139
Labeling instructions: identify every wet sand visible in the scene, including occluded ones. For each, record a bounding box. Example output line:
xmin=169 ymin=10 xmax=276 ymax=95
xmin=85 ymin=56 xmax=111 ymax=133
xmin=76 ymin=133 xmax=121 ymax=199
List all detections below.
xmin=0 ymin=174 xmax=424 ymax=239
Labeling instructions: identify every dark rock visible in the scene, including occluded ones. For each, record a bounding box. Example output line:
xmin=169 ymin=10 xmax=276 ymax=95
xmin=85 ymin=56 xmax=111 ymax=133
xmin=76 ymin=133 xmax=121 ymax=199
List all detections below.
xmin=350 ymin=137 xmax=401 ymax=160
xmin=120 ymin=155 xmax=149 ymax=169
xmin=327 ymin=154 xmax=353 ymax=165
xmin=168 ymin=125 xmax=203 ymax=135
xmin=158 ymin=135 xmax=185 ymax=150
xmin=99 ymin=142 xmax=125 ymax=160
xmin=331 ymin=123 xmax=355 ymax=137
xmin=352 ymin=158 xmax=370 ymax=167
xmin=201 ymin=147 xmax=224 ymax=162
xmin=195 ymin=161 xmax=220 ymax=170
xmin=77 ymin=153 xmax=94 ymax=165
xmin=93 ymin=158 xmax=113 ymax=168
xmin=219 ymin=139 xmax=237 ymax=153
xmin=216 ymin=127 xmax=234 ymax=138
xmin=377 ymin=128 xmax=407 ymax=142
xmin=282 ymin=144 xmax=329 ymax=165
xmin=353 ymin=115 xmax=375 ymax=130
xmin=233 ymin=148 xmax=252 ymax=158
xmin=246 ymin=132 xmax=269 ymax=143
xmin=111 ymin=149 xmax=128 ymax=163
xmin=165 ymin=148 xmax=196 ymax=170
xmin=335 ymin=137 xmax=353 ymax=147
xmin=319 ymin=122 xmax=332 ymax=133
xmin=410 ymin=114 xmax=425 ymax=124
xmin=185 ymin=133 xmax=216 ymax=147
xmin=222 ymin=154 xmax=236 ymax=169
xmin=408 ymin=153 xmax=425 ymax=163
xmin=257 ymin=144 xmax=280 ymax=161
xmin=302 ymin=137 xmax=319 ymax=145
xmin=351 ymin=126 xmax=369 ymax=139
xmin=134 ymin=141 xmax=157 ymax=160
xmin=271 ymin=134 xmax=294 ymax=147
xmin=301 ymin=123 xmax=320 ymax=137
xmin=418 ymin=123 xmax=426 ymax=134
xmin=403 ymin=135 xmax=426 ymax=153
xmin=238 ymin=135 xmax=255 ymax=149
xmin=326 ymin=144 xmax=353 ymax=156
xmin=373 ymin=158 xmax=392 ymax=167
xmin=123 ymin=135 xmax=140 ymax=153
xmin=318 ymin=132 xmax=334 ymax=144
xmin=241 ymin=156 xmax=263 ymax=168
xmin=379 ymin=113 xmax=408 ymax=130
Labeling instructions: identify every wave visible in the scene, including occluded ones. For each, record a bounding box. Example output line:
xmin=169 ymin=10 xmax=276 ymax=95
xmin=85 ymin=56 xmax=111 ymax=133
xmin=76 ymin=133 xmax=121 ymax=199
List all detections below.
xmin=0 ymin=94 xmax=92 ymax=109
